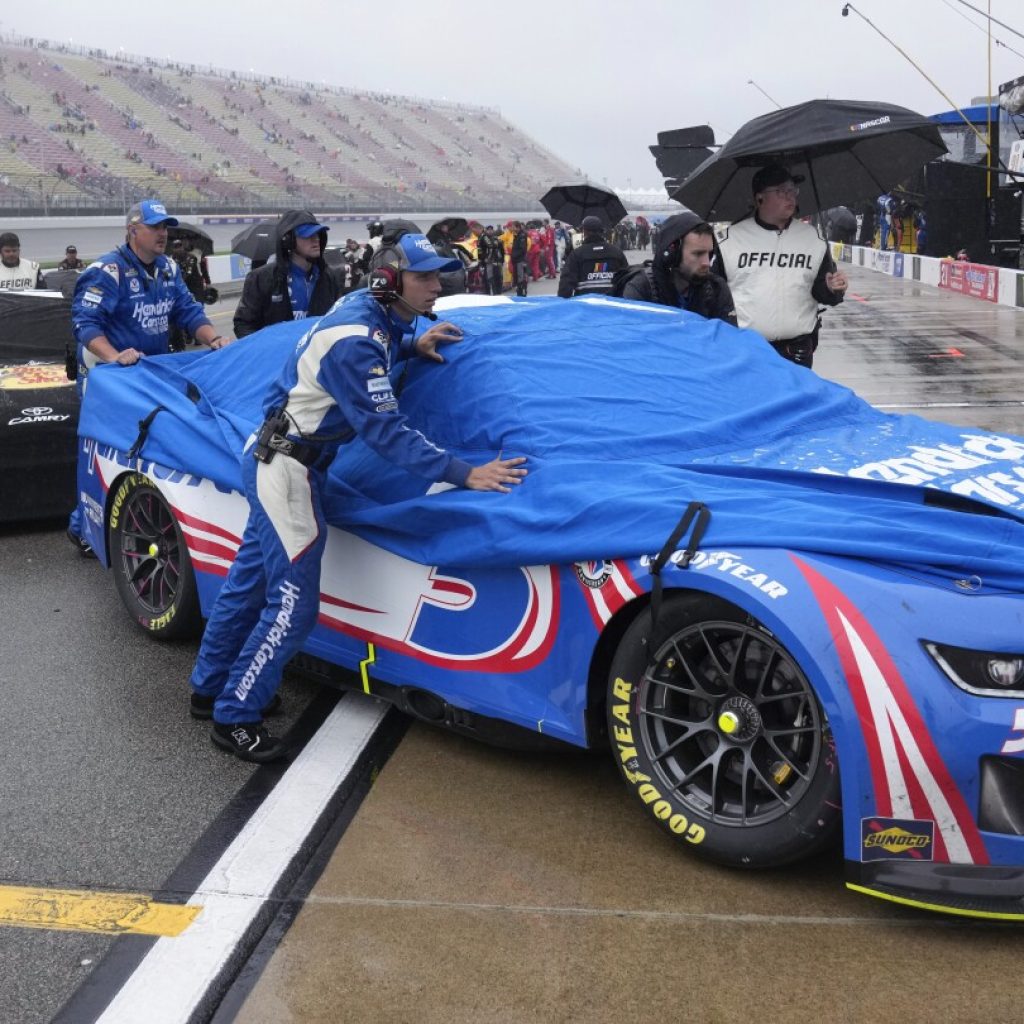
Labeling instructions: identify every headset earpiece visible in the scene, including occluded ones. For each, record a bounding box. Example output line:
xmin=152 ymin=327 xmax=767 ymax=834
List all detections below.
xmin=368 ymin=265 xmax=400 ymax=298
xmin=367 ymin=245 xmax=404 ymax=302
xmin=662 ymin=239 xmax=682 ymax=269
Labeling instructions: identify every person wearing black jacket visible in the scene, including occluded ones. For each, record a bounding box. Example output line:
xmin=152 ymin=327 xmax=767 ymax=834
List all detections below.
xmin=557 ymin=216 xmax=628 ymax=297
xmin=233 ymin=209 xmax=344 ymax=338
xmin=509 ymin=222 xmax=530 ymax=297
xmin=620 ymin=211 xmax=737 ymax=326
xmin=476 ymin=225 xmax=505 ymax=295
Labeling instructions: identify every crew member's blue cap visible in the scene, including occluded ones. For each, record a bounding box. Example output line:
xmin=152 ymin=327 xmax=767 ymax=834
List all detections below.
xmin=396 ymin=233 xmax=461 ymax=273
xmin=294 ymin=221 xmax=328 ymax=238
xmin=126 ymin=199 xmax=178 ymax=227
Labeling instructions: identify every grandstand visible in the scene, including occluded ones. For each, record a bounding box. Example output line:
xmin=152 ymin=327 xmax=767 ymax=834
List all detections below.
xmin=0 ymin=35 xmax=580 ymax=215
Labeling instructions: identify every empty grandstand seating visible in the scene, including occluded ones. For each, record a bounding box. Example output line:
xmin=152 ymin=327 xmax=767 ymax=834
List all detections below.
xmin=0 ymin=36 xmax=580 ymax=213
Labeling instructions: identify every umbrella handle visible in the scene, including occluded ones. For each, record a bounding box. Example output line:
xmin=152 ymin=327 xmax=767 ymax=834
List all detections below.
xmin=804 ymin=153 xmax=837 ymax=272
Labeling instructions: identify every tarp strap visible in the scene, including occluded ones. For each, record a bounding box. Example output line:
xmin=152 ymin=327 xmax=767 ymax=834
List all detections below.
xmin=648 ymin=501 xmax=710 ymax=636
xmin=127 ymin=405 xmax=167 ymax=461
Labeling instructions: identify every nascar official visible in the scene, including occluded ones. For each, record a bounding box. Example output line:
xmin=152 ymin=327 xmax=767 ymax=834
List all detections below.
xmin=0 ymin=231 xmax=44 ymax=290
xmin=715 ymin=163 xmax=847 ymax=367
xmin=557 ymin=216 xmax=628 ymax=298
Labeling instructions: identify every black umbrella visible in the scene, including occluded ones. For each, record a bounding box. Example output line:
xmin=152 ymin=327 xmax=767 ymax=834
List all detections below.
xmin=168 ymin=221 xmax=214 ymax=257
xmin=672 ymin=99 xmax=947 ymax=221
xmin=230 ymin=221 xmax=278 ymax=263
xmin=430 ymin=217 xmax=469 ymax=241
xmin=539 ymin=181 xmax=627 ymax=229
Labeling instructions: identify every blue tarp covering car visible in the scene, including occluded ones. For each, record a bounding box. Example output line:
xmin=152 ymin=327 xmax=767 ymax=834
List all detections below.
xmin=77 ymin=293 xmax=1024 ymax=587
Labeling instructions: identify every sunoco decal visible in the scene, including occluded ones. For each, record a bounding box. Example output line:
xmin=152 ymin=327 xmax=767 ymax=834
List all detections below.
xmin=861 ymin=817 xmax=934 ymax=861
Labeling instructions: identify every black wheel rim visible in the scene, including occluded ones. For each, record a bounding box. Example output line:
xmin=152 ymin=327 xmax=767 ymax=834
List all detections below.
xmin=636 ymin=620 xmax=825 ymax=828
xmin=117 ymin=488 xmax=183 ymax=617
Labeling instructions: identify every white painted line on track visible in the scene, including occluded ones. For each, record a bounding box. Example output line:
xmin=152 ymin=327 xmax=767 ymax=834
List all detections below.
xmin=96 ymin=693 xmax=388 ymax=1024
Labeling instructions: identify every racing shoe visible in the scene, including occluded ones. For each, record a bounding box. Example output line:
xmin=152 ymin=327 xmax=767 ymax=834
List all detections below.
xmin=190 ymin=691 xmax=282 ymax=720
xmin=211 ymin=721 xmax=289 ymax=763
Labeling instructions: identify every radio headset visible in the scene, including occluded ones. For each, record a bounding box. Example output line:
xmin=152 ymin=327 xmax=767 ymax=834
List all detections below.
xmin=367 ymin=244 xmax=437 ymax=321
xmin=661 ymin=238 xmax=682 ymax=270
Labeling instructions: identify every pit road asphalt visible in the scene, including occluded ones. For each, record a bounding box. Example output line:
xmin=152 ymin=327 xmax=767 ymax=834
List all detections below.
xmin=3 ymin=263 xmax=1024 ymax=1023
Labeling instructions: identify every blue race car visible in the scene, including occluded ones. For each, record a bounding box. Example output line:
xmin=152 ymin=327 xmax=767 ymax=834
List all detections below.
xmin=72 ymin=293 xmax=1024 ymax=919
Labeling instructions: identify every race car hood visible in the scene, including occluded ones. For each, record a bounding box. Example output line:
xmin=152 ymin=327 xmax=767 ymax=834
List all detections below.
xmin=78 ymin=294 xmax=1024 ymax=588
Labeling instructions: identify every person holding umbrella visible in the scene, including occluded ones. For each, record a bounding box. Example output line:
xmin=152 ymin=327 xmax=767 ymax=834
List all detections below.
xmin=233 ymin=210 xmax=344 ymax=338
xmin=715 ymin=164 xmax=847 ymax=368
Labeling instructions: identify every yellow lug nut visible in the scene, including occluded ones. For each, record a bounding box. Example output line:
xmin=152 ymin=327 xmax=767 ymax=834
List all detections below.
xmin=148 ymin=542 xmax=159 ymax=557
xmin=718 ymin=710 xmax=740 ymax=735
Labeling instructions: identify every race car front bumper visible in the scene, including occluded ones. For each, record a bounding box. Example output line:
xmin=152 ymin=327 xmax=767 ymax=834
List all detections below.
xmin=847 ymin=860 xmax=1024 ymax=920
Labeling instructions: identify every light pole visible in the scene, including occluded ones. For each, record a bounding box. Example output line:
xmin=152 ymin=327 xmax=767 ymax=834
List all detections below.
xmin=35 ymin=139 xmax=48 ymax=215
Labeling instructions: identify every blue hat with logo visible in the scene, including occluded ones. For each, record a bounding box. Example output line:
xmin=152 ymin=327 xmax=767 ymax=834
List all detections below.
xmin=126 ymin=199 xmax=178 ymax=227
xmin=294 ymin=221 xmax=328 ymax=238
xmin=396 ymin=233 xmax=461 ymax=273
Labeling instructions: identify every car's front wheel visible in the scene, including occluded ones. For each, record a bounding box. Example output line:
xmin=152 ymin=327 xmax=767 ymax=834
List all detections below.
xmin=607 ymin=593 xmax=841 ymax=868
xmin=108 ymin=473 xmax=201 ymax=640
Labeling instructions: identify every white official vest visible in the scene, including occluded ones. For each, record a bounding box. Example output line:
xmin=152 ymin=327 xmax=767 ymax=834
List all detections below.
xmin=0 ymin=259 xmax=40 ymax=291
xmin=716 ymin=219 xmax=827 ymax=340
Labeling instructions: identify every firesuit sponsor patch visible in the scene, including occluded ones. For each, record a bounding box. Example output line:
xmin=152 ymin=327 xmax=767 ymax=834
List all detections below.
xmin=132 ymin=297 xmax=174 ymax=333
xmin=366 ymin=377 xmax=392 ymax=394
xmin=234 ymin=580 xmax=301 ymax=703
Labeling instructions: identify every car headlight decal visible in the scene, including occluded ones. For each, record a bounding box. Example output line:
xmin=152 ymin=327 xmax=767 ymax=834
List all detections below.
xmin=924 ymin=642 xmax=1024 ymax=695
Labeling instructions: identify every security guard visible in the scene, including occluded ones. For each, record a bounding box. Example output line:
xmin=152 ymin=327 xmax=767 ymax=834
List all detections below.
xmin=189 ymin=232 xmax=528 ymax=762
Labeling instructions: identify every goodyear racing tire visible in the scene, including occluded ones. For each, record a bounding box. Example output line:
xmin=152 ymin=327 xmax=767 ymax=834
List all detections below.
xmin=108 ymin=473 xmax=202 ymax=640
xmin=607 ymin=593 xmax=841 ymax=869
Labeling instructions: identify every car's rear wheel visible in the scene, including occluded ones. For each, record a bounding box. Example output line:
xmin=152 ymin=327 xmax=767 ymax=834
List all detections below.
xmin=108 ymin=473 xmax=201 ymax=640
xmin=607 ymin=593 xmax=841 ymax=868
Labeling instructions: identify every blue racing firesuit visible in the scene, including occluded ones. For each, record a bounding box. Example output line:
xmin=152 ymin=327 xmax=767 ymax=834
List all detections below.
xmin=71 ymin=244 xmax=211 ymax=390
xmin=68 ymin=245 xmax=212 ymax=541
xmin=189 ymin=289 xmax=473 ymax=725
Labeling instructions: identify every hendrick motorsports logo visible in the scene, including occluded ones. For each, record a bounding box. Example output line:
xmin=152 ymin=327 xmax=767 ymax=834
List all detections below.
xmin=9 ymin=405 xmax=71 ymax=426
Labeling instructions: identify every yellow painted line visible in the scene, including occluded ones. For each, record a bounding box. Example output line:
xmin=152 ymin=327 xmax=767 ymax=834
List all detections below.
xmin=0 ymin=884 xmax=201 ymax=936
xmin=359 ymin=642 xmax=376 ymax=694
xmin=846 ymin=882 xmax=1024 ymax=921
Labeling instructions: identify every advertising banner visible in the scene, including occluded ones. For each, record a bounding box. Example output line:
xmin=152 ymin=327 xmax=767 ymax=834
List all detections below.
xmin=939 ymin=259 xmax=999 ymax=303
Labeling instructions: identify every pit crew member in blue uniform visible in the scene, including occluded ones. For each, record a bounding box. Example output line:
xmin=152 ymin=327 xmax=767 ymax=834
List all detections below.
xmin=189 ymin=233 xmax=528 ymax=763
xmin=67 ymin=199 xmax=229 ymax=551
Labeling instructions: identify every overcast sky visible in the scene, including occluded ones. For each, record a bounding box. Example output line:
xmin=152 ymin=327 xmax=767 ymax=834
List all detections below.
xmin=2 ymin=1 xmax=1022 ymax=187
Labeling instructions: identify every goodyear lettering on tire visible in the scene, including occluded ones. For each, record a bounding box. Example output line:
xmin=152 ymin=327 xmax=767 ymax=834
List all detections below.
xmin=108 ymin=473 xmax=148 ymax=532
xmin=611 ymin=676 xmax=706 ymax=845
